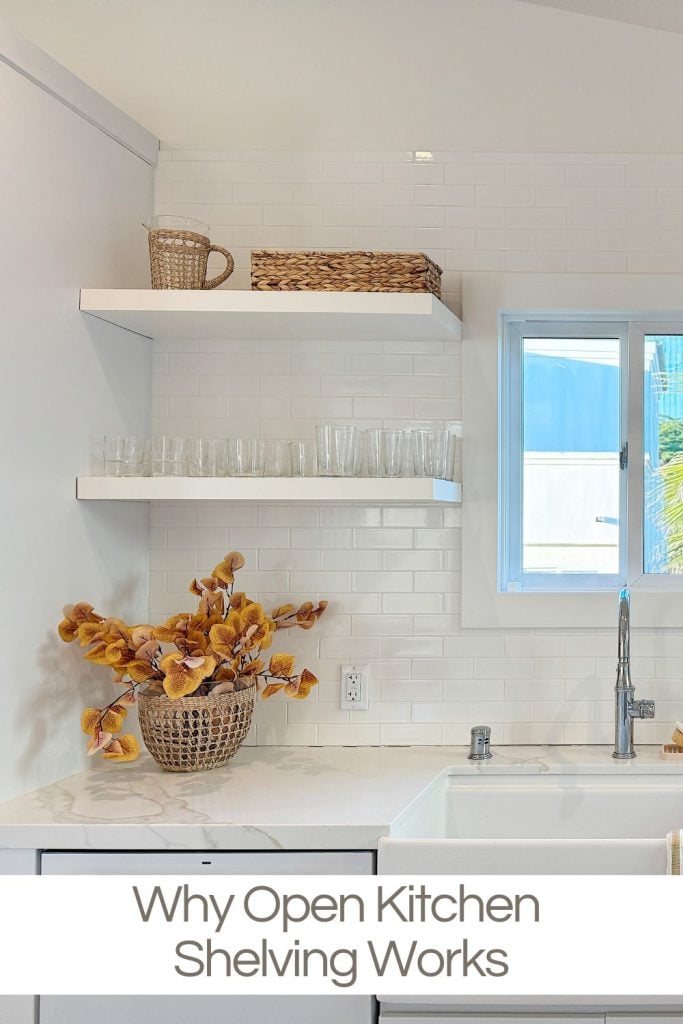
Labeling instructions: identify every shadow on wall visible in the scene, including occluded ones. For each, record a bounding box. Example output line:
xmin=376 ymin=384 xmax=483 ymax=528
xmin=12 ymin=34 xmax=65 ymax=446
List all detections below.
xmin=16 ymin=539 xmax=146 ymax=789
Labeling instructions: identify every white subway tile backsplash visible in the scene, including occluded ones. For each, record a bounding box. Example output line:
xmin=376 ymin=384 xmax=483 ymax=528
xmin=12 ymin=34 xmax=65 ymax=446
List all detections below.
xmin=380 ymin=723 xmax=442 ymax=745
xmin=413 ymin=702 xmax=474 ymax=723
xmin=504 ymin=164 xmax=564 ymax=186
xmin=384 ymin=162 xmax=443 ymax=184
xmin=564 ymin=164 xmax=625 ymax=186
xmin=475 ymin=185 xmax=535 ymax=206
xmin=353 ymin=571 xmax=414 ymax=592
xmin=152 ymin=146 xmax=683 ymax=745
xmin=598 ymin=186 xmax=656 ymax=207
xmin=382 ymin=550 xmax=443 ymax=571
xmin=446 ymin=163 xmax=505 ymax=185
xmin=382 ymin=593 xmax=443 ymax=613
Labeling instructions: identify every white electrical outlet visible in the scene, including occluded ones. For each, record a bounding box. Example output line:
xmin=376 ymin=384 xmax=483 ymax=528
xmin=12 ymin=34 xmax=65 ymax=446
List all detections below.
xmin=340 ymin=664 xmax=369 ymax=710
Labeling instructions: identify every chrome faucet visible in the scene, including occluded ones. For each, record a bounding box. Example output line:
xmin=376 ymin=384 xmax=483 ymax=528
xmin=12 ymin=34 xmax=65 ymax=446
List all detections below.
xmin=613 ymin=588 xmax=655 ymax=759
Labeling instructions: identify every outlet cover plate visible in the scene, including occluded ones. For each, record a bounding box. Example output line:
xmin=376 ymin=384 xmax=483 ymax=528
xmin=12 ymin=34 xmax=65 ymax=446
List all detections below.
xmin=340 ymin=664 xmax=369 ymax=710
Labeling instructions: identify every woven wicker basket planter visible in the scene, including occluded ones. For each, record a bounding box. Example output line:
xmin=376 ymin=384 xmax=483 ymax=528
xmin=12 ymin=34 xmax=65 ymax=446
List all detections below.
xmin=138 ymin=684 xmax=255 ymax=772
xmin=250 ymin=249 xmax=442 ymax=297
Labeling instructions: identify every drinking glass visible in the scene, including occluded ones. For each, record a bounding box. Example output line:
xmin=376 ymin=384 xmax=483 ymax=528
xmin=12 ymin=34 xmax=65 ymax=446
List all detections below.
xmin=151 ymin=436 xmax=187 ymax=477
xmin=365 ymin=428 xmax=406 ymax=477
xmin=229 ymin=438 xmax=265 ymax=476
xmin=264 ymin=441 xmax=291 ymax=477
xmin=89 ymin=436 xmax=104 ymax=476
xmin=289 ymin=440 xmax=317 ymax=477
xmin=188 ymin=438 xmax=228 ymax=477
xmin=124 ymin=436 xmax=145 ymax=476
xmin=315 ymin=424 xmax=362 ymax=477
xmin=104 ymin=435 xmax=144 ymax=477
xmin=411 ymin=429 xmax=456 ymax=479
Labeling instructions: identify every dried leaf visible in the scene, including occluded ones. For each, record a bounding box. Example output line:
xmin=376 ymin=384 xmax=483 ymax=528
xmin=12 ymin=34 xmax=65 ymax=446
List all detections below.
xmin=261 ymin=682 xmax=285 ymax=699
xmin=102 ymin=734 xmax=140 ymax=762
xmin=86 ymin=730 xmax=112 ymax=756
xmin=160 ymin=652 xmax=216 ymax=700
xmin=272 ymin=603 xmax=295 ymax=620
xmin=268 ymin=652 xmax=296 ymax=678
xmin=81 ymin=707 xmax=102 ymax=736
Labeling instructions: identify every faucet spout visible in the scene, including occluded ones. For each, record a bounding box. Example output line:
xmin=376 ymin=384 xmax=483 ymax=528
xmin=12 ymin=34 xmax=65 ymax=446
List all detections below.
xmin=616 ymin=586 xmax=631 ymax=686
xmin=612 ymin=588 xmax=655 ymax=759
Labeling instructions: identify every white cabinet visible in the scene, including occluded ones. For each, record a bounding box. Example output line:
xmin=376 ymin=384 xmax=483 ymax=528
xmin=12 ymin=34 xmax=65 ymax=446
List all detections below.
xmin=379 ymin=1016 xmax=604 ymax=1023
xmin=0 ymin=850 xmax=37 ymax=1024
xmin=606 ymin=1018 xmax=683 ymax=1023
xmin=39 ymin=849 xmax=375 ymax=1024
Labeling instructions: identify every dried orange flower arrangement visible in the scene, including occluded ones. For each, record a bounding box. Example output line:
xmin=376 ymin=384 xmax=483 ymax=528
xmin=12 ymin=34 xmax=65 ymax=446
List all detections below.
xmin=58 ymin=552 xmax=326 ymax=765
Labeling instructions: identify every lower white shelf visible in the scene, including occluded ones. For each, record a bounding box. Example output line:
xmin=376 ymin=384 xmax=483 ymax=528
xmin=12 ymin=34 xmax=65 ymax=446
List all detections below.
xmin=76 ymin=476 xmax=461 ymax=503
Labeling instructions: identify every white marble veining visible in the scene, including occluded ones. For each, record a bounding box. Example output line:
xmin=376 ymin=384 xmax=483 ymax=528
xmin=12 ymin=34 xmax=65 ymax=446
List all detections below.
xmin=0 ymin=744 xmax=680 ymax=852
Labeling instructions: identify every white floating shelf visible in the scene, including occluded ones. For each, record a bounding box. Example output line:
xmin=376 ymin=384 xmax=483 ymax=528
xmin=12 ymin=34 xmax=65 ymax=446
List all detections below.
xmin=76 ymin=477 xmax=461 ymax=504
xmin=79 ymin=289 xmax=461 ymax=341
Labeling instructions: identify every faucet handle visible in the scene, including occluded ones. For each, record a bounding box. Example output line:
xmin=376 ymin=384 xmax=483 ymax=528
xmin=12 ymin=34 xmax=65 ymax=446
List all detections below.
xmin=632 ymin=699 xmax=656 ymax=719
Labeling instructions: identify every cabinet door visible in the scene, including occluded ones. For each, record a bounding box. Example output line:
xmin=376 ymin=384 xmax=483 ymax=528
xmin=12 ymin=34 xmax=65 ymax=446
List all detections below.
xmin=606 ymin=1017 xmax=683 ymax=1023
xmin=0 ymin=850 xmax=38 ymax=1023
xmin=379 ymin=1017 xmax=604 ymax=1023
xmin=40 ymin=849 xmax=375 ymax=1024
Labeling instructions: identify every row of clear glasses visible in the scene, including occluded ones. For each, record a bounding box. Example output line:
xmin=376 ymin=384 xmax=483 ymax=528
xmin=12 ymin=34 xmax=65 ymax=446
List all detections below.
xmin=91 ymin=427 xmax=456 ymax=480
xmin=316 ymin=426 xmax=456 ymax=479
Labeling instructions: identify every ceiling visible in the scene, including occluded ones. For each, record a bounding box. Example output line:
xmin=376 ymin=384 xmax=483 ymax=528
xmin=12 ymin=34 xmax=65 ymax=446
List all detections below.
xmin=521 ymin=0 xmax=683 ymax=35
xmin=2 ymin=0 xmax=683 ymax=152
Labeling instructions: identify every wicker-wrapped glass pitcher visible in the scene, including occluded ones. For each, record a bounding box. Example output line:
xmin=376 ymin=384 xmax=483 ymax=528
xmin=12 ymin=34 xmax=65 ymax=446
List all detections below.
xmin=145 ymin=215 xmax=234 ymax=289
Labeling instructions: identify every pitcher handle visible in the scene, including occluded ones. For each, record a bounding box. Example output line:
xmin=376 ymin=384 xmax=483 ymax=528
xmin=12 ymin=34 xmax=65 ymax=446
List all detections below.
xmin=204 ymin=245 xmax=234 ymax=289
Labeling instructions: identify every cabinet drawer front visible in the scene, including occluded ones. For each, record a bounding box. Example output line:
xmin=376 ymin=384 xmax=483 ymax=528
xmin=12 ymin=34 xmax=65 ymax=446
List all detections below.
xmin=0 ymin=849 xmax=38 ymax=874
xmin=41 ymin=850 xmax=374 ymax=874
xmin=380 ymin=1017 xmax=604 ymax=1024
xmin=607 ymin=1018 xmax=683 ymax=1023
xmin=42 ymin=995 xmax=373 ymax=1024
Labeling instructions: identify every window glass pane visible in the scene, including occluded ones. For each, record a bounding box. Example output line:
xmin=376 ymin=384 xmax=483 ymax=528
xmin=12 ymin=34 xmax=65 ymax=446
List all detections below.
xmin=644 ymin=334 xmax=683 ymax=574
xmin=521 ymin=336 xmax=621 ymax=575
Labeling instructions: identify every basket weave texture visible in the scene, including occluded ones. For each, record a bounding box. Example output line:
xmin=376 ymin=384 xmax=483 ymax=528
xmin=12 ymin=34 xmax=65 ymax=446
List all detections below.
xmin=148 ymin=228 xmax=234 ymax=290
xmin=138 ymin=684 xmax=255 ymax=772
xmin=250 ymin=249 xmax=442 ymax=297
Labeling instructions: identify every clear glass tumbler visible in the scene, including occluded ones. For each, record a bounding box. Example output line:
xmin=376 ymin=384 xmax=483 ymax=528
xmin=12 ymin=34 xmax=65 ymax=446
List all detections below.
xmin=188 ymin=438 xmax=228 ymax=477
xmin=229 ymin=438 xmax=265 ymax=477
xmin=123 ymin=436 xmax=145 ymax=476
xmin=289 ymin=440 xmax=317 ymax=477
xmin=315 ymin=424 xmax=362 ymax=477
xmin=104 ymin=435 xmax=143 ymax=477
xmin=151 ymin=436 xmax=187 ymax=477
xmin=365 ymin=428 xmax=406 ymax=477
xmin=90 ymin=436 xmax=105 ymax=476
xmin=264 ymin=441 xmax=291 ymax=477
xmin=411 ymin=429 xmax=456 ymax=479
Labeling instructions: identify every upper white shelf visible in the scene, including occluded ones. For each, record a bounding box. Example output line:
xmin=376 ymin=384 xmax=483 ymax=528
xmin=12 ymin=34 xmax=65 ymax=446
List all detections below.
xmin=76 ymin=477 xmax=461 ymax=504
xmin=79 ymin=289 xmax=462 ymax=342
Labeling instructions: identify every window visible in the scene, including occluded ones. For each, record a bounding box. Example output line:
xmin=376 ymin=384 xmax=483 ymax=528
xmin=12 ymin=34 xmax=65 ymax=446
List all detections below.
xmin=500 ymin=317 xmax=683 ymax=593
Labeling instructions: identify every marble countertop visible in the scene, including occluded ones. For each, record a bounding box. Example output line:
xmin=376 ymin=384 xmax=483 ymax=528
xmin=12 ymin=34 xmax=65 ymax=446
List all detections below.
xmin=0 ymin=744 xmax=680 ymax=852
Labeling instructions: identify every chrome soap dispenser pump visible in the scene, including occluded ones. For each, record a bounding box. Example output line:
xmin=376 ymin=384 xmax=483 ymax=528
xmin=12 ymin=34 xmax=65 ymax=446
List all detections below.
xmin=468 ymin=725 xmax=492 ymax=761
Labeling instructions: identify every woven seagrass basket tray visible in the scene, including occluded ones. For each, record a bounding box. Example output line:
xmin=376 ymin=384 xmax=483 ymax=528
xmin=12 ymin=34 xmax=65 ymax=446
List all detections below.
xmin=250 ymin=249 xmax=442 ymax=297
xmin=138 ymin=684 xmax=255 ymax=772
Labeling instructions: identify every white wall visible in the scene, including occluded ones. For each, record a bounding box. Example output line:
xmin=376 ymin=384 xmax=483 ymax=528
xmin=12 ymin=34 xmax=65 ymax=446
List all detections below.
xmin=0 ymin=54 xmax=154 ymax=801
xmin=151 ymin=146 xmax=683 ymax=748
xmin=2 ymin=0 xmax=683 ymax=153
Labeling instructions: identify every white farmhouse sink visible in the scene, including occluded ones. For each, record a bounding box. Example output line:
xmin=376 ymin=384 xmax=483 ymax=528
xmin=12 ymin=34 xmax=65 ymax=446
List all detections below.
xmin=379 ymin=768 xmax=683 ymax=874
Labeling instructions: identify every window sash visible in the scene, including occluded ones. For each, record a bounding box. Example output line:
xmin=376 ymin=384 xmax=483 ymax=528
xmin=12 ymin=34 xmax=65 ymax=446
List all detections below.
xmin=500 ymin=318 xmax=630 ymax=593
xmin=628 ymin=321 xmax=683 ymax=591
